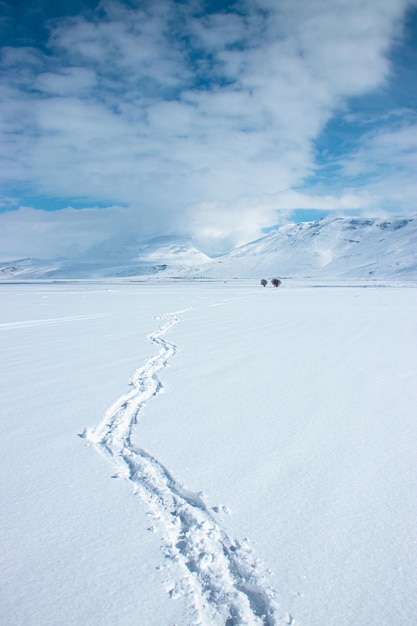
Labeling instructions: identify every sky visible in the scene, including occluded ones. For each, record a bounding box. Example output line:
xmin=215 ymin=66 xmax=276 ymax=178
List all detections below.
xmin=0 ymin=0 xmax=416 ymax=258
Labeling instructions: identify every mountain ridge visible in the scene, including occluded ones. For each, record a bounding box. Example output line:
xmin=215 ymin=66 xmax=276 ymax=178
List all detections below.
xmin=195 ymin=216 xmax=417 ymax=280
xmin=1 ymin=216 xmax=416 ymax=280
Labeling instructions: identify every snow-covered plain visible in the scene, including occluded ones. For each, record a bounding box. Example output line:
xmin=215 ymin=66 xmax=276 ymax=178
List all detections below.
xmin=1 ymin=280 xmax=416 ymax=626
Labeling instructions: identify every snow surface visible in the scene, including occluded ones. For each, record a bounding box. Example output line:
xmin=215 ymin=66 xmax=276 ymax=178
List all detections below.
xmin=1 ymin=280 xmax=416 ymax=626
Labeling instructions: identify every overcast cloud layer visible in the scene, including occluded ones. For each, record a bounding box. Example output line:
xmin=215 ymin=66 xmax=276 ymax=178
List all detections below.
xmin=0 ymin=0 xmax=416 ymax=257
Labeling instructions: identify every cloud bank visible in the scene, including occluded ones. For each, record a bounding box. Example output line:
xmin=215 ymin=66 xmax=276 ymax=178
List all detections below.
xmin=0 ymin=0 xmax=416 ymax=255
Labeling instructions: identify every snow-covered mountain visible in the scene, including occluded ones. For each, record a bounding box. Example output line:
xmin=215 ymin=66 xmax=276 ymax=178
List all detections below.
xmin=0 ymin=236 xmax=210 ymax=280
xmin=134 ymin=235 xmax=211 ymax=266
xmin=1 ymin=216 xmax=416 ymax=280
xmin=188 ymin=216 xmax=417 ymax=280
xmin=0 ymin=254 xmax=165 ymax=280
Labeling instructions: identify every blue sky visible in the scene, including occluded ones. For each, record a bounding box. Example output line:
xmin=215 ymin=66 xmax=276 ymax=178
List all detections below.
xmin=0 ymin=0 xmax=416 ymax=257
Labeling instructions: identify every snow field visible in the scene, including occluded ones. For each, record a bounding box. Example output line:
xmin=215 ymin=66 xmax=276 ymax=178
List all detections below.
xmin=0 ymin=281 xmax=416 ymax=625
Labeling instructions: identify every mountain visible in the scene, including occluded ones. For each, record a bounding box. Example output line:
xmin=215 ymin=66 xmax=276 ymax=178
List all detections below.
xmin=0 ymin=216 xmax=416 ymax=280
xmin=0 ymin=254 xmax=166 ymax=280
xmin=0 ymin=236 xmax=210 ymax=280
xmin=185 ymin=216 xmax=417 ymax=280
xmin=133 ymin=235 xmax=211 ymax=266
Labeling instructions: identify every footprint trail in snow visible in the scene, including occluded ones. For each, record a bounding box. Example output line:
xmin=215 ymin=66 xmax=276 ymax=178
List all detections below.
xmin=82 ymin=308 xmax=286 ymax=626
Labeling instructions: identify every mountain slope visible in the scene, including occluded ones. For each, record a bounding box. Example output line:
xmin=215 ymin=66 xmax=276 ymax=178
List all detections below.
xmin=0 ymin=236 xmax=210 ymax=280
xmin=189 ymin=217 xmax=417 ymax=280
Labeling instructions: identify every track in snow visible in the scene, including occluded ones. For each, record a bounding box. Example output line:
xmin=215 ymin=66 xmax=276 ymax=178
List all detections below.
xmin=0 ymin=313 xmax=112 ymax=331
xmin=81 ymin=308 xmax=286 ymax=626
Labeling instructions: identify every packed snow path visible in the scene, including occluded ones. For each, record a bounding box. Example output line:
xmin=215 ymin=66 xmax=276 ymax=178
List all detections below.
xmin=83 ymin=309 xmax=285 ymax=626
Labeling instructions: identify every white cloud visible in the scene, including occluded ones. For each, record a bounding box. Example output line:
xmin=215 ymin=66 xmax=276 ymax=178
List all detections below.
xmin=0 ymin=205 xmax=142 ymax=259
xmin=342 ymin=120 xmax=417 ymax=177
xmin=335 ymin=118 xmax=417 ymax=211
xmin=34 ymin=67 xmax=97 ymax=96
xmin=0 ymin=0 xmax=416 ymax=255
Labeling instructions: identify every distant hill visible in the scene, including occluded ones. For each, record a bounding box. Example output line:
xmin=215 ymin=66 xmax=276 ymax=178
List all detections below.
xmin=1 ymin=217 xmax=416 ymax=280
